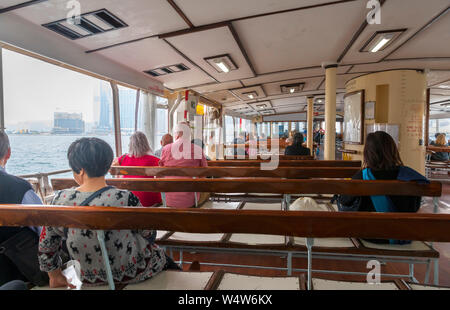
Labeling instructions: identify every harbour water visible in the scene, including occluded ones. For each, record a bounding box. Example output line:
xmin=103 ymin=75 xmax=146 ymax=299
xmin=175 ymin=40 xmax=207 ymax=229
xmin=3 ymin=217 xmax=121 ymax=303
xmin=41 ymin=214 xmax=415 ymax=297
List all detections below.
xmin=6 ymin=134 xmax=130 ymax=177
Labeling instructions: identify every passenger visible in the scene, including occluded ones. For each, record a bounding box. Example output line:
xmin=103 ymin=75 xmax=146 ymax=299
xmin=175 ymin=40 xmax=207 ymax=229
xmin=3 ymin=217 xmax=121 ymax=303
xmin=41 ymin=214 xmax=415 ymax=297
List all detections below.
xmin=38 ymin=138 xmax=178 ymax=288
xmin=233 ymin=132 xmax=247 ymax=156
xmin=159 ymin=123 xmax=209 ymax=208
xmin=154 ymin=134 xmax=173 ymax=158
xmin=247 ymin=133 xmax=258 ymax=158
xmin=284 ymin=133 xmax=310 ymax=156
xmin=0 ymin=131 xmax=48 ymax=287
xmin=430 ymin=133 xmax=449 ymax=161
xmin=113 ymin=131 xmax=162 ymax=207
xmin=337 ymin=131 xmax=428 ymax=244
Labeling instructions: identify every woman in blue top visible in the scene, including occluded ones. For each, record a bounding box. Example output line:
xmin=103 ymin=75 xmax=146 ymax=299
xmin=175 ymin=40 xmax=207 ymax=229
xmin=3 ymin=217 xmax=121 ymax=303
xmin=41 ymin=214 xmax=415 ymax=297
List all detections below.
xmin=337 ymin=131 xmax=427 ymax=243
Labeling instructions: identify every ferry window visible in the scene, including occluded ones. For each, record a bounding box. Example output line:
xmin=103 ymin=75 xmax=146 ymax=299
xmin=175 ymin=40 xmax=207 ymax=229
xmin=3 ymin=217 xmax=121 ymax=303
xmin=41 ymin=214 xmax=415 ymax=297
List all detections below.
xmin=154 ymin=95 xmax=169 ymax=150
xmin=225 ymin=115 xmax=234 ymax=144
xmin=117 ymin=85 xmax=137 ymax=155
xmin=430 ymin=119 xmax=450 ymax=143
xmin=2 ymin=49 xmax=115 ymax=176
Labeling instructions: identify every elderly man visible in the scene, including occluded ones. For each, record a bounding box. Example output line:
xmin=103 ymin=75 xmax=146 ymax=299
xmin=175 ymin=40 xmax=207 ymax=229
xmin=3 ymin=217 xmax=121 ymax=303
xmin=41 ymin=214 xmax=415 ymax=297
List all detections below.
xmin=154 ymin=133 xmax=173 ymax=158
xmin=159 ymin=123 xmax=209 ymax=208
xmin=0 ymin=131 xmax=47 ymax=286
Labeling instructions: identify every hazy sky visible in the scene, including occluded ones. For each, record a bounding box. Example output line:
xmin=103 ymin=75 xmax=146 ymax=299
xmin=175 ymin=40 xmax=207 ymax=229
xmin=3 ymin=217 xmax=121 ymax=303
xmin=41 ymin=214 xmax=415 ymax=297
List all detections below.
xmin=2 ymin=49 xmax=101 ymax=126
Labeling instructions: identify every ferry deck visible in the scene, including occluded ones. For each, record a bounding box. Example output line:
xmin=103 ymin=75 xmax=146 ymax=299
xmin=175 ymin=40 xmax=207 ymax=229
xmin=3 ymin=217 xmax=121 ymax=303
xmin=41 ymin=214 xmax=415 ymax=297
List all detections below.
xmin=0 ymin=0 xmax=450 ymax=291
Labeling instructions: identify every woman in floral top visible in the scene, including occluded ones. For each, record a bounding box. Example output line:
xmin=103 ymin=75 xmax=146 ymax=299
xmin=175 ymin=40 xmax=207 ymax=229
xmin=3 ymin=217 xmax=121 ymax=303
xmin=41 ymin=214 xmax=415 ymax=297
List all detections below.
xmin=38 ymin=138 xmax=178 ymax=288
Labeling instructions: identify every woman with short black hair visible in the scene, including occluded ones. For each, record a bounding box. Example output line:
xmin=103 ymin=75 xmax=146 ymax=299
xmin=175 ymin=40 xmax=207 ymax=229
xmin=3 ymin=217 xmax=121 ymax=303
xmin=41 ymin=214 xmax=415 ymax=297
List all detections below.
xmin=284 ymin=133 xmax=310 ymax=156
xmin=38 ymin=137 xmax=177 ymax=288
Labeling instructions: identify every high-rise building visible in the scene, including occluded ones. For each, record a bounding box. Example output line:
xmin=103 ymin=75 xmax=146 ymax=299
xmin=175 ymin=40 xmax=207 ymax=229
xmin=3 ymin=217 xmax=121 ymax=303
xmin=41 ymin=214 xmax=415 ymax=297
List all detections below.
xmin=52 ymin=112 xmax=85 ymax=134
xmin=119 ymin=88 xmax=136 ymax=131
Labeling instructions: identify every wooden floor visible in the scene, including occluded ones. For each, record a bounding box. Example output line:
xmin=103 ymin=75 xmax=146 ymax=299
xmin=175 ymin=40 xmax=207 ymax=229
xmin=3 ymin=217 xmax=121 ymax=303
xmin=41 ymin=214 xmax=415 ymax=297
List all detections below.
xmin=171 ymin=184 xmax=450 ymax=287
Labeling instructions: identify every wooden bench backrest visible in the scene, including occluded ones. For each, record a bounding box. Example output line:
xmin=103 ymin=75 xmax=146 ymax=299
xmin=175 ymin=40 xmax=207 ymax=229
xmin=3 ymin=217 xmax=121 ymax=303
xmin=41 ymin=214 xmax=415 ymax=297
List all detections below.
xmin=0 ymin=205 xmax=449 ymax=242
xmin=208 ymin=160 xmax=362 ymax=167
xmin=51 ymin=178 xmax=442 ymax=197
xmin=109 ymin=166 xmax=360 ymax=178
xmin=223 ymin=155 xmax=314 ymax=160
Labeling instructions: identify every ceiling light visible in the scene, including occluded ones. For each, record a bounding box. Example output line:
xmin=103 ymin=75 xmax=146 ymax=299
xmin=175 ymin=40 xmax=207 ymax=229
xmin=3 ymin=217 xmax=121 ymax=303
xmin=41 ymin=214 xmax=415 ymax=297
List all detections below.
xmin=215 ymin=61 xmax=230 ymax=73
xmin=281 ymin=83 xmax=305 ymax=94
xmin=360 ymin=29 xmax=406 ymax=53
xmin=243 ymin=91 xmax=258 ymax=100
xmin=205 ymin=54 xmax=238 ymax=74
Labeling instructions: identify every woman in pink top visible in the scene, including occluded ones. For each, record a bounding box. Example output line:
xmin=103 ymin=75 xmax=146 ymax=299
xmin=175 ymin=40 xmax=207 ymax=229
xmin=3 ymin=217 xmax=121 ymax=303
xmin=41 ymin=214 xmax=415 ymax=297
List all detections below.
xmin=159 ymin=123 xmax=208 ymax=208
xmin=114 ymin=131 xmax=162 ymax=207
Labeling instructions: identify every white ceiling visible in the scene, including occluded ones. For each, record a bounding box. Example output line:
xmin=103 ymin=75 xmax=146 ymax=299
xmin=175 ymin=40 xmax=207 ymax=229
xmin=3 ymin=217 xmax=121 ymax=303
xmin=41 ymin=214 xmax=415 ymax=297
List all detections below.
xmin=3 ymin=0 xmax=450 ymax=118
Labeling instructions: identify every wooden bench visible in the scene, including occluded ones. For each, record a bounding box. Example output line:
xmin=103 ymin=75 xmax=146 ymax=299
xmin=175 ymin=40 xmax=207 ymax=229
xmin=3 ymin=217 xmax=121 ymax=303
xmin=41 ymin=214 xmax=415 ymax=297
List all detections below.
xmin=109 ymin=166 xmax=360 ymax=179
xmin=49 ymin=177 xmax=444 ymax=286
xmin=1 ymin=201 xmax=449 ymax=290
xmin=221 ymin=155 xmax=314 ymax=160
xmin=208 ymin=160 xmax=361 ymax=167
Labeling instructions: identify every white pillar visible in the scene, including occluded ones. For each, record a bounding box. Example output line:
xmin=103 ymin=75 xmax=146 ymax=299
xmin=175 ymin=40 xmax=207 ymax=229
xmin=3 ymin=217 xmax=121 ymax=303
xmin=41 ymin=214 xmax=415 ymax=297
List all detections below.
xmin=307 ymin=96 xmax=314 ymax=152
xmin=142 ymin=92 xmax=156 ymax=152
xmin=324 ymin=64 xmax=337 ymax=160
xmin=110 ymin=81 xmax=122 ymax=157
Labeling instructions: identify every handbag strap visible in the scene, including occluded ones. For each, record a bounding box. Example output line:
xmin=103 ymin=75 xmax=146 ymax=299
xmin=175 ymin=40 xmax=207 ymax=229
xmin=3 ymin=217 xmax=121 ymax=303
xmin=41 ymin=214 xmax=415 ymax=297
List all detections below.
xmin=64 ymin=186 xmax=114 ymax=238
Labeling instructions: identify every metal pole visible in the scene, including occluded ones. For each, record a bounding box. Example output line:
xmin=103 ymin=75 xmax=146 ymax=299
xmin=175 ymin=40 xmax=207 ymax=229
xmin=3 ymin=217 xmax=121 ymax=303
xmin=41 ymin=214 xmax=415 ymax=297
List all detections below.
xmin=97 ymin=230 xmax=115 ymax=290
xmin=306 ymin=237 xmax=314 ymax=290
xmin=110 ymin=82 xmax=122 ymax=157
xmin=134 ymin=89 xmax=140 ymax=132
xmin=0 ymin=47 xmax=5 ymax=131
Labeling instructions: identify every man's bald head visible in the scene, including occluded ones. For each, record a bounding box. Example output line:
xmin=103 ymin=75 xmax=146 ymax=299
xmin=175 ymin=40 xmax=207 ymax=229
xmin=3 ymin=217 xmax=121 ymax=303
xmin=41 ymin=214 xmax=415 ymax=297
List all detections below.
xmin=161 ymin=134 xmax=173 ymax=147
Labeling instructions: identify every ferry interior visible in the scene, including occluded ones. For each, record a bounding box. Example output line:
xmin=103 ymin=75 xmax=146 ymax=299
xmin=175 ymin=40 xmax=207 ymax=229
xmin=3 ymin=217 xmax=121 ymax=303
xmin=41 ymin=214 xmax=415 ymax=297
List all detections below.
xmin=0 ymin=0 xmax=450 ymax=291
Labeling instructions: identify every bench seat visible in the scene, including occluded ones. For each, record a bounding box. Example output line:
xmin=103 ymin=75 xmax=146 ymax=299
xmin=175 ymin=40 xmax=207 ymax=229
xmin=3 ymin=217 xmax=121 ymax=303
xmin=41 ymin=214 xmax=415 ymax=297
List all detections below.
xmin=312 ymin=278 xmax=399 ymax=290
xmin=123 ymin=271 xmax=214 ymax=290
xmin=217 ymin=273 xmax=302 ymax=290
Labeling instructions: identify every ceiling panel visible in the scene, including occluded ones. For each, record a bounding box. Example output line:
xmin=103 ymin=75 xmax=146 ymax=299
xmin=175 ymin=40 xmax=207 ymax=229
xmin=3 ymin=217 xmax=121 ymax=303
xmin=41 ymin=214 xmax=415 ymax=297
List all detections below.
xmin=427 ymin=70 xmax=450 ymax=87
xmin=350 ymin=59 xmax=450 ymax=73
xmin=232 ymin=1 xmax=367 ymax=73
xmin=12 ymin=0 xmax=187 ymax=50
xmin=388 ymin=9 xmax=450 ymax=59
xmin=203 ymin=90 xmax=239 ymax=104
xmin=263 ymin=77 xmax=324 ymax=96
xmin=232 ymin=85 xmax=266 ymax=101
xmin=98 ymin=37 xmax=214 ymax=89
xmin=341 ymin=0 xmax=450 ymax=64
xmin=174 ymin=0 xmax=336 ymax=26
xmin=166 ymin=26 xmax=254 ymax=82
xmin=0 ymin=0 xmax=28 ymax=9
xmin=191 ymin=80 xmax=243 ymax=94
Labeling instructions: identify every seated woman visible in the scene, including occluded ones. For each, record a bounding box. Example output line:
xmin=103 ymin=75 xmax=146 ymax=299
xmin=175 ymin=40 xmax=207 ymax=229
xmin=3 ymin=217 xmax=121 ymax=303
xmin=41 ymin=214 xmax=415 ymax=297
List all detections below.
xmin=113 ymin=131 xmax=162 ymax=207
xmin=337 ymin=131 xmax=428 ymax=244
xmin=430 ymin=133 xmax=449 ymax=162
xmin=284 ymin=133 xmax=310 ymax=156
xmin=38 ymin=138 xmax=178 ymax=288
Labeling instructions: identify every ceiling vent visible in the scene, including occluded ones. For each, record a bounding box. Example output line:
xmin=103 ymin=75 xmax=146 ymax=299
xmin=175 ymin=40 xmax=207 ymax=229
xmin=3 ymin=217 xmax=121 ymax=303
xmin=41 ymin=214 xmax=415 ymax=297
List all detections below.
xmin=43 ymin=9 xmax=127 ymax=40
xmin=280 ymin=83 xmax=305 ymax=94
xmin=144 ymin=64 xmax=190 ymax=77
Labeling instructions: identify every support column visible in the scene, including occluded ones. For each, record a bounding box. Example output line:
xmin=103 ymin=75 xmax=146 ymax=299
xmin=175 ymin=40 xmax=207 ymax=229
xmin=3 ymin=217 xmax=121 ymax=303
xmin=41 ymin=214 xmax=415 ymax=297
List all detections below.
xmin=0 ymin=47 xmax=4 ymax=131
xmin=324 ymin=64 xmax=337 ymax=160
xmin=307 ymin=96 xmax=314 ymax=152
xmin=110 ymin=81 xmax=122 ymax=157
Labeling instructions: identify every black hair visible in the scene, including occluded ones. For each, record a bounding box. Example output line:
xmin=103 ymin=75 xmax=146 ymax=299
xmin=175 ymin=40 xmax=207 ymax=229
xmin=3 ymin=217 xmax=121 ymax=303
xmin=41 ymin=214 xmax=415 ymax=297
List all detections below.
xmin=67 ymin=137 xmax=114 ymax=177
xmin=293 ymin=133 xmax=304 ymax=147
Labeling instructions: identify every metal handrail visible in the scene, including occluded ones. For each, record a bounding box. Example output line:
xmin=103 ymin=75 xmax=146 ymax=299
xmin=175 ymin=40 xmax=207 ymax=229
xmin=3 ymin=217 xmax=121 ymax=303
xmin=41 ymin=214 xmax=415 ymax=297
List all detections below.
xmin=18 ymin=169 xmax=71 ymax=202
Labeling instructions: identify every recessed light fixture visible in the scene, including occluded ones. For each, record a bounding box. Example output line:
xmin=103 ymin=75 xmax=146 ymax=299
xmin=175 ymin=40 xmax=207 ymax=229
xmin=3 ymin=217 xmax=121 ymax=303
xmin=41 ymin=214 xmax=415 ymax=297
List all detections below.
xmin=204 ymin=54 xmax=238 ymax=74
xmin=280 ymin=83 xmax=305 ymax=94
xmin=43 ymin=9 xmax=128 ymax=40
xmin=144 ymin=63 xmax=189 ymax=77
xmin=360 ymin=29 xmax=406 ymax=53
xmin=243 ymin=91 xmax=258 ymax=100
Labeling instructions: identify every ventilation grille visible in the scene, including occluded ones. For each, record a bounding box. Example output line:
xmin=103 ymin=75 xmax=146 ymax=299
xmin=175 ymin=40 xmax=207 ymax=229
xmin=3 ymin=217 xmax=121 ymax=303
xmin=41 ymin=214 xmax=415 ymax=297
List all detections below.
xmin=43 ymin=9 xmax=127 ymax=40
xmin=144 ymin=64 xmax=190 ymax=77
